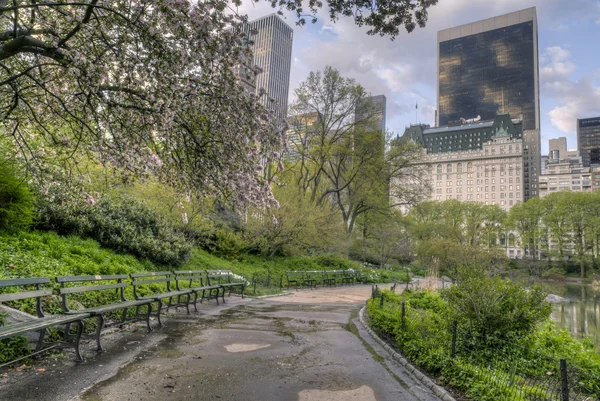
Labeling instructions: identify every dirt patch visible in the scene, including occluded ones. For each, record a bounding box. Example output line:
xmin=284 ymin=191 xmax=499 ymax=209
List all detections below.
xmin=224 ymin=343 xmax=271 ymax=353
xmin=298 ymin=385 xmax=377 ymax=401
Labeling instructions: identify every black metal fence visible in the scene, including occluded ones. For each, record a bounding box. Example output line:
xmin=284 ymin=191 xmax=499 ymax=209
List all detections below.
xmin=369 ymin=287 xmax=600 ymax=401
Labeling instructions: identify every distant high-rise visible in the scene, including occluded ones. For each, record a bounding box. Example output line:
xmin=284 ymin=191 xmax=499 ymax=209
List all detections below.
xmin=437 ymin=7 xmax=540 ymax=200
xmin=549 ymin=137 xmax=567 ymax=161
xmin=246 ymin=14 xmax=293 ymax=125
xmin=355 ymin=95 xmax=387 ymax=133
xmin=577 ymin=117 xmax=600 ymax=167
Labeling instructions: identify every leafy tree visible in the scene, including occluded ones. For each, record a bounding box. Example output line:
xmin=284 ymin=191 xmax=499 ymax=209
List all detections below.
xmin=506 ymin=197 xmax=544 ymax=261
xmin=0 ymin=1 xmax=283 ymax=209
xmin=245 ymin=172 xmax=346 ymax=257
xmin=542 ymin=192 xmax=572 ymax=260
xmin=0 ymin=159 xmax=35 ymax=231
xmin=358 ymin=209 xmax=410 ymax=267
xmin=289 ymin=66 xmax=427 ymax=233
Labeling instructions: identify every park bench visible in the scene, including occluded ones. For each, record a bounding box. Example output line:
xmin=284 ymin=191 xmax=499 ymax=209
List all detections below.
xmin=319 ymin=270 xmax=337 ymax=287
xmin=206 ymin=270 xmax=245 ymax=302
xmin=173 ymin=270 xmax=223 ymax=310
xmin=130 ymin=272 xmax=193 ymax=327
xmin=325 ymin=270 xmax=353 ymax=286
xmin=349 ymin=270 xmax=367 ymax=284
xmin=0 ymin=278 xmax=89 ymax=366
xmin=56 ymin=275 xmax=154 ymax=352
xmin=285 ymin=271 xmax=316 ymax=290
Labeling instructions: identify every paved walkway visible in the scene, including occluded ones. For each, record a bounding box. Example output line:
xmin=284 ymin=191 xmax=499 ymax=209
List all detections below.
xmin=0 ymin=285 xmax=442 ymax=401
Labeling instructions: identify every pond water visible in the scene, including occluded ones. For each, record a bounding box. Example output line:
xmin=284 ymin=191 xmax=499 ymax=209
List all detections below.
xmin=535 ymin=280 xmax=600 ymax=351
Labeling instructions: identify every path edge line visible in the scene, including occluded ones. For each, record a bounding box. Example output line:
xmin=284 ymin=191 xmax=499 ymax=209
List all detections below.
xmin=358 ymin=305 xmax=457 ymax=401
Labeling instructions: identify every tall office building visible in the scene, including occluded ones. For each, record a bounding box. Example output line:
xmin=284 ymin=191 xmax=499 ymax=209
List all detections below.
xmin=246 ymin=14 xmax=293 ymax=125
xmin=549 ymin=137 xmax=568 ymax=161
xmin=355 ymin=95 xmax=387 ymax=133
xmin=437 ymin=7 xmax=540 ymax=200
xmin=577 ymin=117 xmax=600 ymax=167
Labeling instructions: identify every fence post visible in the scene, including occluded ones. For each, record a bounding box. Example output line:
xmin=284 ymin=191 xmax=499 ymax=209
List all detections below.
xmin=379 ymin=294 xmax=384 ymax=306
xmin=560 ymin=359 xmax=569 ymax=401
xmin=451 ymin=320 xmax=458 ymax=358
xmin=401 ymin=301 xmax=406 ymax=330
xmin=371 ymin=285 xmax=374 ymax=299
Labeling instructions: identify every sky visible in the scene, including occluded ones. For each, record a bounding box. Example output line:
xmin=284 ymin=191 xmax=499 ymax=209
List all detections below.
xmin=236 ymin=0 xmax=600 ymax=154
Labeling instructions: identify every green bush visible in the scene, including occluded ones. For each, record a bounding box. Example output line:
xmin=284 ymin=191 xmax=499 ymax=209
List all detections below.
xmin=38 ymin=194 xmax=191 ymax=266
xmin=367 ymin=290 xmax=600 ymax=401
xmin=315 ymin=253 xmax=359 ymax=270
xmin=442 ymin=271 xmax=552 ymax=345
xmin=0 ymin=161 xmax=35 ymax=231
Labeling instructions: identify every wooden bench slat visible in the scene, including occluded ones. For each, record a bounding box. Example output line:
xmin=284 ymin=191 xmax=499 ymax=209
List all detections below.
xmin=0 ymin=314 xmax=91 ymax=340
xmin=132 ymin=278 xmax=170 ymax=286
xmin=130 ymin=272 xmax=171 ymax=278
xmin=0 ymin=289 xmax=53 ymax=302
xmin=173 ymin=270 xmax=204 ymax=275
xmin=56 ymin=275 xmax=128 ymax=283
xmin=0 ymin=277 xmax=51 ymax=288
xmin=58 ymin=283 xmax=128 ymax=295
xmin=65 ymin=299 xmax=152 ymax=315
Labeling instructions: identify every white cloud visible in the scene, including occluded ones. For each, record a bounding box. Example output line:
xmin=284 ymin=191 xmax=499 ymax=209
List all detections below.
xmin=540 ymin=47 xmax=600 ymax=134
xmin=540 ymin=46 xmax=576 ymax=81
xmin=547 ymin=80 xmax=600 ymax=133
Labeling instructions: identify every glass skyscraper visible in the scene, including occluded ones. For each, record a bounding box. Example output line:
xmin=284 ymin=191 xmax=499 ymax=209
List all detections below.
xmin=437 ymin=8 xmax=539 ymax=131
xmin=578 ymin=117 xmax=600 ymax=167
xmin=437 ymin=8 xmax=540 ymax=200
xmin=246 ymin=14 xmax=293 ymax=126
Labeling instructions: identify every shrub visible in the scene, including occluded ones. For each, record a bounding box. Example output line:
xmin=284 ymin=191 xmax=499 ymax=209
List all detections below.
xmin=0 ymin=161 xmax=35 ymax=231
xmin=442 ymin=269 xmax=552 ymax=346
xmin=315 ymin=254 xmax=359 ymax=270
xmin=37 ymin=193 xmax=191 ymax=266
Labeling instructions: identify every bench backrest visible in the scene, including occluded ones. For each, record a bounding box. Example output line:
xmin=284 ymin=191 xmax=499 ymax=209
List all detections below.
xmin=0 ymin=277 xmax=52 ymax=319
xmin=173 ymin=270 xmax=205 ymax=291
xmin=206 ymin=270 xmax=240 ymax=285
xmin=285 ymin=271 xmax=305 ymax=280
xmin=56 ymin=275 xmax=129 ymax=313
xmin=130 ymin=272 xmax=173 ymax=299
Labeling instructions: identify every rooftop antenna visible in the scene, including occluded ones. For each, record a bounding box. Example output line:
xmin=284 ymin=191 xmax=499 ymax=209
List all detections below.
xmin=415 ymin=101 xmax=418 ymax=124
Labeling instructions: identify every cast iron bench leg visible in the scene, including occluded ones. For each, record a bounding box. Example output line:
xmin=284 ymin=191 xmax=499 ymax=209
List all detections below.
xmin=75 ymin=320 xmax=85 ymax=362
xmin=193 ymin=292 xmax=199 ymax=312
xmin=157 ymin=300 xmax=164 ymax=328
xmin=185 ymin=294 xmax=191 ymax=315
xmin=96 ymin=314 xmax=105 ymax=352
xmin=35 ymin=328 xmax=47 ymax=351
xmin=145 ymin=303 xmax=153 ymax=332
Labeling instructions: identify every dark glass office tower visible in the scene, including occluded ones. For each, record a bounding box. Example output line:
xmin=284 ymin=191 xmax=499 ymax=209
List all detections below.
xmin=437 ymin=8 xmax=540 ymax=200
xmin=578 ymin=117 xmax=600 ymax=167
xmin=437 ymin=8 xmax=539 ymax=131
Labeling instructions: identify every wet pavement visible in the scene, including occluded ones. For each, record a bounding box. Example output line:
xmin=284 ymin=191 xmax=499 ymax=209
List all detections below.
xmin=0 ymin=285 xmax=442 ymax=401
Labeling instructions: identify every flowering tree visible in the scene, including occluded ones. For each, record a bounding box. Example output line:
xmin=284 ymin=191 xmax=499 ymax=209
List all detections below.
xmin=262 ymin=0 xmax=438 ymax=39
xmin=0 ymin=0 xmax=284 ymax=208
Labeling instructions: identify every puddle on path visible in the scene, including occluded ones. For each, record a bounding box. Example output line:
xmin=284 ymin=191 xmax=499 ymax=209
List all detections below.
xmin=299 ymin=385 xmax=377 ymax=401
xmin=224 ymin=343 xmax=271 ymax=353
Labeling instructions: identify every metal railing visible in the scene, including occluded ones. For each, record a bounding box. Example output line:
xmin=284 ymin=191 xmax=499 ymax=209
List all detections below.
xmin=369 ymin=290 xmax=600 ymax=401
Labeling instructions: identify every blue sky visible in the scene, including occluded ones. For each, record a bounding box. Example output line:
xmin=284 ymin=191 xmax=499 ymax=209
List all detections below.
xmin=238 ymin=0 xmax=600 ymax=154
